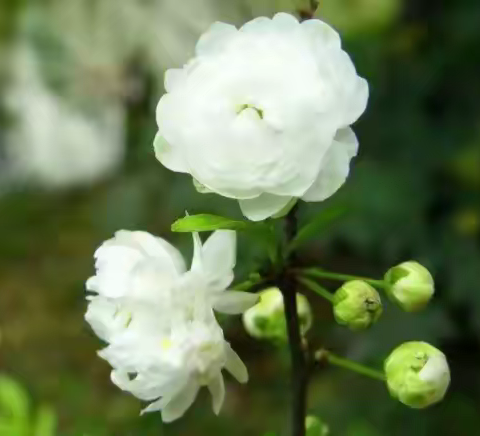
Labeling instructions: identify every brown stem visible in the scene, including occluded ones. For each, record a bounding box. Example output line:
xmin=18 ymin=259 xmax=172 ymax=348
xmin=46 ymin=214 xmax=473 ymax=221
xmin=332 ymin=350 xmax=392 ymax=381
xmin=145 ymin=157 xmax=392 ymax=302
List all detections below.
xmin=279 ymin=204 xmax=308 ymax=436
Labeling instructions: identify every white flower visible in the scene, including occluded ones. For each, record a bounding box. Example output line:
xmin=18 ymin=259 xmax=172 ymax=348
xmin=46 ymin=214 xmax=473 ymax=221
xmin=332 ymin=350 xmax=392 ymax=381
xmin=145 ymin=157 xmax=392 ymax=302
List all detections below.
xmin=86 ymin=229 xmax=258 ymax=314
xmin=86 ymin=294 xmax=248 ymax=422
xmin=4 ymin=44 xmax=125 ymax=188
xmin=85 ymin=229 xmax=256 ymax=421
xmin=154 ymin=13 xmax=368 ymax=221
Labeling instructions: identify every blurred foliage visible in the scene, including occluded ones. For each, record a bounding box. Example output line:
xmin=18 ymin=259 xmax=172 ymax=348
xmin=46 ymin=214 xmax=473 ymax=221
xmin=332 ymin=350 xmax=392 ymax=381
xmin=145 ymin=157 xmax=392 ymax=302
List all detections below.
xmin=0 ymin=375 xmax=57 ymax=436
xmin=0 ymin=0 xmax=479 ymax=435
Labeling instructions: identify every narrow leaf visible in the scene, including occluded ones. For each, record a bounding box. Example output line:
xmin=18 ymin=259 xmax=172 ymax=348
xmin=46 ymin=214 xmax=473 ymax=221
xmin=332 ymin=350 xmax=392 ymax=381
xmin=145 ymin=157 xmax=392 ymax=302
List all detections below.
xmin=171 ymin=214 xmax=250 ymax=232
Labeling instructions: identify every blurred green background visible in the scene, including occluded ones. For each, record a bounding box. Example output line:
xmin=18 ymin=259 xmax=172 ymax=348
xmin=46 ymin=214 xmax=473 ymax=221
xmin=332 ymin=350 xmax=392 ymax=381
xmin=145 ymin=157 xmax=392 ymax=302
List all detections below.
xmin=0 ymin=0 xmax=479 ymax=435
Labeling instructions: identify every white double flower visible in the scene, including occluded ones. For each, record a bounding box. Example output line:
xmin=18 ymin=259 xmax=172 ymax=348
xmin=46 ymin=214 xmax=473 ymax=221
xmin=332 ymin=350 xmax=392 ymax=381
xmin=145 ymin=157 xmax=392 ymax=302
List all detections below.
xmin=155 ymin=13 xmax=368 ymax=220
xmin=85 ymin=230 xmax=257 ymax=422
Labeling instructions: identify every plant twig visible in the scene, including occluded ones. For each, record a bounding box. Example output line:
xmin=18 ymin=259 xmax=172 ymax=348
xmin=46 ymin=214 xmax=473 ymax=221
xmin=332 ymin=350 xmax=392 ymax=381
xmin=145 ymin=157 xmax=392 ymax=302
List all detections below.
xmin=316 ymin=350 xmax=386 ymax=381
xmin=297 ymin=276 xmax=335 ymax=303
xmin=279 ymin=204 xmax=308 ymax=436
xmin=298 ymin=267 xmax=387 ymax=289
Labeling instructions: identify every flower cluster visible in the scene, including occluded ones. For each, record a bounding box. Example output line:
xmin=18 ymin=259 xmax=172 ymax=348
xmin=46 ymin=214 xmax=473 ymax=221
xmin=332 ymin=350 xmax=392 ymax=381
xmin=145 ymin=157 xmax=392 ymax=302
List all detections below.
xmin=83 ymin=9 xmax=452 ymax=428
xmin=85 ymin=230 xmax=257 ymax=422
xmin=154 ymin=13 xmax=368 ymax=221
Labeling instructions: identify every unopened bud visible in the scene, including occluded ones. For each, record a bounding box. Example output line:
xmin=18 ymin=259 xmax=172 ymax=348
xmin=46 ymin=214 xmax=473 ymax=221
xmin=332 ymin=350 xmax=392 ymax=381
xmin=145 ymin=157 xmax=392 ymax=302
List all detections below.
xmin=384 ymin=341 xmax=450 ymax=409
xmin=242 ymin=288 xmax=312 ymax=341
xmin=306 ymin=416 xmax=329 ymax=436
xmin=333 ymin=280 xmax=382 ymax=330
xmin=384 ymin=261 xmax=434 ymax=311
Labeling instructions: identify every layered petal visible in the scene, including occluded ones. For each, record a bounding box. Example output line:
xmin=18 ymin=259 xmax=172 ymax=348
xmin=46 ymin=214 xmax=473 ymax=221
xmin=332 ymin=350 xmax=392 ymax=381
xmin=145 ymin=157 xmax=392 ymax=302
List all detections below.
xmin=201 ymin=230 xmax=236 ymax=290
xmin=161 ymin=381 xmax=200 ymax=422
xmin=153 ymin=133 xmax=189 ymax=173
xmin=87 ymin=230 xmax=186 ymax=301
xmin=195 ymin=22 xmax=237 ymax=56
xmin=224 ymin=344 xmax=248 ymax=383
xmin=239 ymin=193 xmax=293 ymax=221
xmin=212 ymin=291 xmax=259 ymax=315
xmin=302 ymin=127 xmax=359 ymax=202
xmin=207 ymin=373 xmax=225 ymax=415
xmin=301 ymin=18 xmax=341 ymax=50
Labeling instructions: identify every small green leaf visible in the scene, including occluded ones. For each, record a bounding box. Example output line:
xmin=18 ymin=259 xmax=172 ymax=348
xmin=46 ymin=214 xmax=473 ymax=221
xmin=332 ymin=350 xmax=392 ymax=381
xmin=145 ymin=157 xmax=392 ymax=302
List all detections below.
xmin=289 ymin=206 xmax=346 ymax=251
xmin=33 ymin=405 xmax=57 ymax=436
xmin=0 ymin=376 xmax=30 ymax=422
xmin=171 ymin=214 xmax=250 ymax=232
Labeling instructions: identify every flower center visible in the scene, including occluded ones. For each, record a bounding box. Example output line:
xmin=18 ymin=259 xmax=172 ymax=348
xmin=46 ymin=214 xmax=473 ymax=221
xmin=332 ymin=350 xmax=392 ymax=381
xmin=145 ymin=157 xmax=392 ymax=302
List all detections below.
xmin=236 ymin=103 xmax=264 ymax=119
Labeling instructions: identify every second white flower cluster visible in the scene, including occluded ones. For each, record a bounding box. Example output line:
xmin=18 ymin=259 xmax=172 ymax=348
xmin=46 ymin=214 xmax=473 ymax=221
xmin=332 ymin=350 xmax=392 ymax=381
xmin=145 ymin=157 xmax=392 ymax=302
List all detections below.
xmin=84 ymin=229 xmax=258 ymax=422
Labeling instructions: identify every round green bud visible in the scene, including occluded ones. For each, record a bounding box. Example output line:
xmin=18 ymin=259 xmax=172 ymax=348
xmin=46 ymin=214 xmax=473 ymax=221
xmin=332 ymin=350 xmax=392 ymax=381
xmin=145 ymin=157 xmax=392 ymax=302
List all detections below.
xmin=242 ymin=287 xmax=312 ymax=341
xmin=384 ymin=341 xmax=450 ymax=409
xmin=306 ymin=416 xmax=329 ymax=436
xmin=333 ymin=280 xmax=382 ymax=330
xmin=384 ymin=261 xmax=434 ymax=312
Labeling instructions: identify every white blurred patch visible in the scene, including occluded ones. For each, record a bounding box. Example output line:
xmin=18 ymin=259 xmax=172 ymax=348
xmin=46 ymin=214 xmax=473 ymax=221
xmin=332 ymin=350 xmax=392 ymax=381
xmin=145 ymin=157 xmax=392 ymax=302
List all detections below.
xmin=3 ymin=44 xmax=125 ymax=188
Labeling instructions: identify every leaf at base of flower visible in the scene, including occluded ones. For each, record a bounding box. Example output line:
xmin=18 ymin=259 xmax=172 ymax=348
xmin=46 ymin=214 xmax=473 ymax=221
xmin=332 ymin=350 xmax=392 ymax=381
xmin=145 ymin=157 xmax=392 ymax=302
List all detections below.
xmin=171 ymin=214 xmax=251 ymax=232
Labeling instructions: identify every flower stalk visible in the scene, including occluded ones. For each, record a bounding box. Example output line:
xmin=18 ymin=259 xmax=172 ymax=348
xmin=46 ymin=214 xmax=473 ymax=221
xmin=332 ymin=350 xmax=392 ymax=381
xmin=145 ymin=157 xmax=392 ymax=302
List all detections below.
xmin=297 ymin=276 xmax=335 ymax=303
xmin=299 ymin=268 xmax=386 ymax=289
xmin=317 ymin=350 xmax=386 ymax=382
xmin=279 ymin=205 xmax=309 ymax=436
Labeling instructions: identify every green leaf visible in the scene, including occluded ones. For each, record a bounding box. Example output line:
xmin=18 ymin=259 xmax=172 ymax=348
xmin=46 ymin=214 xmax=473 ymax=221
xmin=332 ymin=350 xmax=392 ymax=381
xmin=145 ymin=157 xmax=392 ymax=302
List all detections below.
xmin=171 ymin=214 xmax=250 ymax=232
xmin=33 ymin=405 xmax=57 ymax=436
xmin=0 ymin=376 xmax=30 ymax=422
xmin=289 ymin=206 xmax=346 ymax=251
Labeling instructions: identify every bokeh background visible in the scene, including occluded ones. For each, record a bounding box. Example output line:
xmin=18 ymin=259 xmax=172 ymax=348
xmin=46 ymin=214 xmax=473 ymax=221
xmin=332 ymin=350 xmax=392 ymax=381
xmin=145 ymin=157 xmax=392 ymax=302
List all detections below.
xmin=1 ymin=0 xmax=479 ymax=435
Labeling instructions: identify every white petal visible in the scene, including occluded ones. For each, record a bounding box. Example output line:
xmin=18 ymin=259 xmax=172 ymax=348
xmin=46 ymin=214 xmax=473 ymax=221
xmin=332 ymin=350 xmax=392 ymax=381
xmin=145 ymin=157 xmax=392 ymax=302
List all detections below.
xmin=164 ymin=68 xmax=186 ymax=93
xmin=224 ymin=345 xmax=248 ymax=383
xmin=195 ymin=22 xmax=237 ymax=56
xmin=86 ymin=276 xmax=98 ymax=292
xmin=272 ymin=13 xmax=299 ymax=30
xmin=141 ymin=396 xmax=172 ymax=415
xmin=302 ymin=127 xmax=358 ymax=202
xmin=190 ymin=231 xmax=203 ymax=271
xmin=153 ymin=237 xmax=187 ymax=275
xmin=213 ymin=291 xmax=259 ymax=315
xmin=239 ymin=194 xmax=293 ymax=222
xmin=153 ymin=133 xmax=188 ymax=173
xmin=342 ymin=77 xmax=369 ymax=127
xmin=112 ymin=370 xmax=180 ymax=402
xmin=161 ymin=381 xmax=200 ymax=423
xmin=207 ymin=373 xmax=225 ymax=415
xmin=240 ymin=17 xmax=271 ymax=34
xmin=108 ymin=230 xmax=185 ymax=273
xmin=202 ymin=230 xmax=236 ymax=290
xmin=301 ymin=19 xmax=341 ymax=50
xmin=84 ymin=297 xmax=119 ymax=342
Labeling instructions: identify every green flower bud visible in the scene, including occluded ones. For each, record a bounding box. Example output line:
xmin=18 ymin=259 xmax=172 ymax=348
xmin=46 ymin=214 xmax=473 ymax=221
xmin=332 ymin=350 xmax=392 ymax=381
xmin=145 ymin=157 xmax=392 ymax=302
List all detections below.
xmin=384 ymin=341 xmax=450 ymax=409
xmin=306 ymin=416 xmax=329 ymax=436
xmin=333 ymin=280 xmax=382 ymax=330
xmin=242 ymin=288 xmax=312 ymax=341
xmin=384 ymin=261 xmax=434 ymax=311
